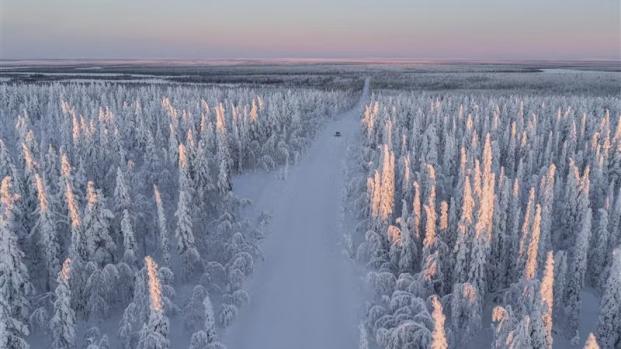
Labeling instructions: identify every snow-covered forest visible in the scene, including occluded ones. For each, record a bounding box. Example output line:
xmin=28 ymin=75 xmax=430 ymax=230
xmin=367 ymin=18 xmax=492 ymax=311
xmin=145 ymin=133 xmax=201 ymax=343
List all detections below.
xmin=0 ymin=81 xmax=358 ymax=348
xmin=0 ymin=67 xmax=620 ymax=349
xmin=349 ymin=91 xmax=621 ymax=348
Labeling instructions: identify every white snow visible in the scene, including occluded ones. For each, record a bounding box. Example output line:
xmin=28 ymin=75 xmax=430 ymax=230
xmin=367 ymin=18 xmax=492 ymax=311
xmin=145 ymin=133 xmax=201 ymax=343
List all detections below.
xmin=224 ymin=80 xmax=370 ymax=349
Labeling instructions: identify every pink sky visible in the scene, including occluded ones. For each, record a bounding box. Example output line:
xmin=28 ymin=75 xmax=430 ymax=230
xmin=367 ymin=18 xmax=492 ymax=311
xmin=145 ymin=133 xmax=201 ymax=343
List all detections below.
xmin=1 ymin=0 xmax=619 ymax=60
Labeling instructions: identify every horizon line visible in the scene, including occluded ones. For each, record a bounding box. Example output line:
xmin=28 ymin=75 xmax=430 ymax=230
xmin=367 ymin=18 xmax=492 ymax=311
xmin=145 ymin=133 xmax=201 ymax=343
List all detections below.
xmin=1 ymin=57 xmax=620 ymax=65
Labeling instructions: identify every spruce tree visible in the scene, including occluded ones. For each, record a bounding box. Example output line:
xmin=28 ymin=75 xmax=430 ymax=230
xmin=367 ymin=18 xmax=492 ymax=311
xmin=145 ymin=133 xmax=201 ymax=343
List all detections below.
xmin=50 ymin=259 xmax=76 ymax=349
xmin=120 ymin=209 xmax=137 ymax=265
xmin=0 ymin=177 xmax=32 ymax=349
xmin=83 ymin=181 xmax=116 ymax=267
xmin=565 ymin=209 xmax=592 ymax=339
xmin=540 ymin=251 xmax=554 ymax=349
xmin=596 ymin=247 xmax=621 ymax=348
xmin=137 ymin=257 xmax=169 ymax=349
xmin=175 ymin=144 xmax=200 ymax=276
xmin=33 ymin=173 xmax=60 ymax=290
xmin=430 ymin=295 xmax=448 ymax=349
xmin=153 ymin=186 xmax=170 ymax=266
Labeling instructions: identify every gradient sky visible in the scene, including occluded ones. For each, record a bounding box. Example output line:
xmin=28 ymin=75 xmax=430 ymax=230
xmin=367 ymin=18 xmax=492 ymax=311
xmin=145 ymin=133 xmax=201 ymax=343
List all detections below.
xmin=1 ymin=0 xmax=620 ymax=60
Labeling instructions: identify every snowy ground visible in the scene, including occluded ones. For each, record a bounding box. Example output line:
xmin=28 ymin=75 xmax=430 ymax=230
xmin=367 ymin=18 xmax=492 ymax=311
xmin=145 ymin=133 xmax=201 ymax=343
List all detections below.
xmin=223 ymin=80 xmax=370 ymax=349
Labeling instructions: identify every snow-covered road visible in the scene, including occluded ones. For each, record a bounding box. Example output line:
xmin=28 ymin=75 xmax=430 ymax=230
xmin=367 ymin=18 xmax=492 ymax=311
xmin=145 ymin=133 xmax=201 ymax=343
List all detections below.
xmin=224 ymin=79 xmax=369 ymax=349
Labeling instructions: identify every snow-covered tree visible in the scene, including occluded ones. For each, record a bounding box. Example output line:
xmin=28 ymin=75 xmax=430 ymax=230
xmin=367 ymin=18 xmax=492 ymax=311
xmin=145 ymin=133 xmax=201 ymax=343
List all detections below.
xmin=596 ymin=247 xmax=621 ymax=348
xmin=379 ymin=145 xmax=396 ymax=223
xmin=565 ymin=209 xmax=592 ymax=338
xmin=492 ymin=305 xmax=540 ymax=349
xmin=430 ymin=295 xmax=447 ymax=349
xmin=84 ymin=328 xmax=110 ymax=349
xmin=50 ymin=259 xmax=76 ymax=349
xmin=583 ymin=333 xmax=600 ymax=349
xmin=33 ymin=173 xmax=60 ymax=290
xmin=188 ymin=283 xmax=223 ymax=348
xmin=589 ymin=207 xmax=609 ymax=287
xmin=450 ymin=282 xmax=481 ymax=346
xmin=153 ymin=185 xmax=170 ymax=266
xmin=137 ymin=256 xmax=169 ymax=349
xmin=84 ymin=181 xmax=116 ymax=267
xmin=453 ymin=176 xmax=474 ymax=285
xmin=524 ymin=204 xmax=542 ymax=281
xmin=397 ymin=201 xmax=416 ymax=273
xmin=184 ymin=285 xmax=207 ymax=333
xmin=537 ymin=164 xmax=556 ymax=268
xmin=175 ymin=144 xmax=200 ymax=276
xmin=540 ymin=251 xmax=554 ymax=349
xmin=120 ymin=209 xmax=137 ymax=265
xmin=114 ymin=167 xmax=131 ymax=213
xmin=61 ymin=154 xmax=86 ymax=261
xmin=218 ymin=303 xmax=238 ymax=328
xmin=0 ymin=176 xmax=32 ymax=349
xmin=215 ymin=104 xmax=232 ymax=194
xmin=203 ymin=290 xmax=217 ymax=343
xmin=84 ymin=263 xmax=119 ymax=320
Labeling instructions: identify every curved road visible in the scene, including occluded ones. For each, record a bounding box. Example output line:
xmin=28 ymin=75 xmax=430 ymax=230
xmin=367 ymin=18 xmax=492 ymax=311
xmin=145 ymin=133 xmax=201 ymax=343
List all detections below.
xmin=225 ymin=79 xmax=369 ymax=349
